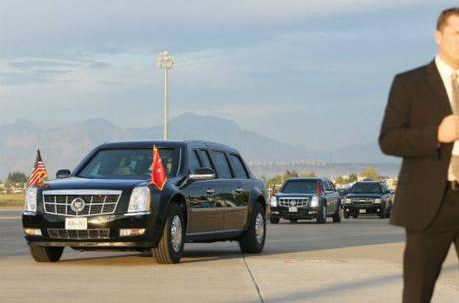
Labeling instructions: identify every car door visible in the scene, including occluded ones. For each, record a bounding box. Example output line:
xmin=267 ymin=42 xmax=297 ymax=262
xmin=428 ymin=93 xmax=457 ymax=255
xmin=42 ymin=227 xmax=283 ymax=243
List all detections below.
xmin=324 ymin=181 xmax=338 ymax=214
xmin=227 ymin=153 xmax=250 ymax=230
xmin=209 ymin=150 xmax=244 ymax=231
xmin=186 ymin=149 xmax=221 ymax=234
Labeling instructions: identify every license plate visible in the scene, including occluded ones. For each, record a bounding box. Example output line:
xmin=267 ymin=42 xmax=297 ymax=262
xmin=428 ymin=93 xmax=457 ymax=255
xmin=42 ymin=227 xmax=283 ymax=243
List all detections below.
xmin=359 ymin=209 xmax=366 ymax=214
xmin=65 ymin=217 xmax=87 ymax=230
xmin=289 ymin=207 xmax=298 ymax=212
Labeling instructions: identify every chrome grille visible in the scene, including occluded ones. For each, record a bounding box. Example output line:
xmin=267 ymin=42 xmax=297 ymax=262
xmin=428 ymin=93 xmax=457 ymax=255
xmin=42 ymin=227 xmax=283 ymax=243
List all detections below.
xmin=42 ymin=190 xmax=122 ymax=217
xmin=47 ymin=228 xmax=110 ymax=240
xmin=278 ymin=197 xmax=309 ymax=207
xmin=351 ymin=198 xmax=374 ymax=205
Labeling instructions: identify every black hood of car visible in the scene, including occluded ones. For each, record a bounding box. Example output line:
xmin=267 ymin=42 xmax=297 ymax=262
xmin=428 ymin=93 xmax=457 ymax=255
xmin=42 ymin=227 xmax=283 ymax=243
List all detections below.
xmin=43 ymin=177 xmax=148 ymax=191
xmin=275 ymin=192 xmax=314 ymax=198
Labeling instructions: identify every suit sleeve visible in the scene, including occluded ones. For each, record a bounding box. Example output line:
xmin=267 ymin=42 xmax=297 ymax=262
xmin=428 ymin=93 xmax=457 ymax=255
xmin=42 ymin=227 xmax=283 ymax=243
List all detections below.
xmin=379 ymin=75 xmax=440 ymax=158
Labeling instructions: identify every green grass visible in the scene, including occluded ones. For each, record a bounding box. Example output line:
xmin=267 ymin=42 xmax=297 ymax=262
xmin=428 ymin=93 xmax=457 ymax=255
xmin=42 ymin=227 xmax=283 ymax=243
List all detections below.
xmin=0 ymin=193 xmax=24 ymax=208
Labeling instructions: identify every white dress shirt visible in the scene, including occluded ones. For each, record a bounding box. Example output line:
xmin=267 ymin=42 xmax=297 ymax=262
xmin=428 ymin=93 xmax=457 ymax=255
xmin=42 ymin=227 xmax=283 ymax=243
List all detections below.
xmin=435 ymin=55 xmax=459 ymax=180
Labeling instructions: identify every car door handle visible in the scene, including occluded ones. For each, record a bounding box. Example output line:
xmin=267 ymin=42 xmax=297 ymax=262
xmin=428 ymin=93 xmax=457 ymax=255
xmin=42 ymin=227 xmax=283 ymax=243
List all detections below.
xmin=206 ymin=189 xmax=216 ymax=195
xmin=235 ymin=188 xmax=244 ymax=194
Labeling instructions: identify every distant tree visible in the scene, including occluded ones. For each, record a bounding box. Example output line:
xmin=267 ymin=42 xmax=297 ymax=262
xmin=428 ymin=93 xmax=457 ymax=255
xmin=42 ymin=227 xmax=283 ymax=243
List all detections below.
xmin=335 ymin=176 xmax=345 ymax=185
xmin=348 ymin=174 xmax=358 ymax=183
xmin=359 ymin=167 xmax=381 ymax=181
xmin=301 ymin=171 xmax=316 ymax=177
xmin=6 ymin=172 xmax=27 ymax=184
xmin=285 ymin=170 xmax=299 ymax=179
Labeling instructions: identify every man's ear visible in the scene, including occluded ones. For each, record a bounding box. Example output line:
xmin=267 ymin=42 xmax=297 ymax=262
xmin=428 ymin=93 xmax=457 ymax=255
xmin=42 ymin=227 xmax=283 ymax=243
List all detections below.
xmin=435 ymin=30 xmax=442 ymax=46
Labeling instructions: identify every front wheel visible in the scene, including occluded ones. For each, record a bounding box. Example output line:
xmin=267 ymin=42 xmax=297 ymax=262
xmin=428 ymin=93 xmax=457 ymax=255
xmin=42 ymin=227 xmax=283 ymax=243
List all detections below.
xmin=332 ymin=204 xmax=342 ymax=223
xmin=152 ymin=203 xmax=185 ymax=264
xmin=30 ymin=246 xmax=64 ymax=262
xmin=270 ymin=217 xmax=280 ymax=224
xmin=239 ymin=203 xmax=266 ymax=254
xmin=316 ymin=203 xmax=327 ymax=224
xmin=378 ymin=204 xmax=386 ymax=219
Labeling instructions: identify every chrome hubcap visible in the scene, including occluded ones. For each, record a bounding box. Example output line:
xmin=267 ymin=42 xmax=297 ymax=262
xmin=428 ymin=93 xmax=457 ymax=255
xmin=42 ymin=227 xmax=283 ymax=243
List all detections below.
xmin=255 ymin=213 xmax=265 ymax=244
xmin=171 ymin=215 xmax=182 ymax=253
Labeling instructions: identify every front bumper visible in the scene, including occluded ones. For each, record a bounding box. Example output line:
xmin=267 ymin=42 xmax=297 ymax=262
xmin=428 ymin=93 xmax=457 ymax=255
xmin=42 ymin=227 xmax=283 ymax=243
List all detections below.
xmin=270 ymin=206 xmax=319 ymax=219
xmin=343 ymin=203 xmax=382 ymax=215
xmin=22 ymin=211 xmax=161 ymax=249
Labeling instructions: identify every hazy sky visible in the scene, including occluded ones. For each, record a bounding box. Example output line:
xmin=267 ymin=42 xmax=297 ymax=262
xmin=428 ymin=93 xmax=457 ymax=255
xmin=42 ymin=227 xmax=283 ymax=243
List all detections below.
xmin=0 ymin=0 xmax=457 ymax=149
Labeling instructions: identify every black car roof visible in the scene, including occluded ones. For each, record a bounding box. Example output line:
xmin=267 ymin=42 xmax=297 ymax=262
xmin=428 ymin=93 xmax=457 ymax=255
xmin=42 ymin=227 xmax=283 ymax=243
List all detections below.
xmin=97 ymin=140 xmax=239 ymax=153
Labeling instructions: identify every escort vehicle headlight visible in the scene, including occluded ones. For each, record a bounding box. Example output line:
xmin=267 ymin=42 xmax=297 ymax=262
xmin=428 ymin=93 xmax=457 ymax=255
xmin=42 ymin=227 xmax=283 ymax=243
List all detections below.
xmin=270 ymin=196 xmax=277 ymax=207
xmin=128 ymin=187 xmax=151 ymax=213
xmin=310 ymin=196 xmax=319 ymax=207
xmin=25 ymin=187 xmax=38 ymax=212
xmin=374 ymin=198 xmax=381 ymax=204
xmin=345 ymin=198 xmax=352 ymax=204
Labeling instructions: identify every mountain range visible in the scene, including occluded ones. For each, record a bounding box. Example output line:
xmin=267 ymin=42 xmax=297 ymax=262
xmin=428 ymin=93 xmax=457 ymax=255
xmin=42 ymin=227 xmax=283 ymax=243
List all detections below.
xmin=0 ymin=112 xmax=396 ymax=180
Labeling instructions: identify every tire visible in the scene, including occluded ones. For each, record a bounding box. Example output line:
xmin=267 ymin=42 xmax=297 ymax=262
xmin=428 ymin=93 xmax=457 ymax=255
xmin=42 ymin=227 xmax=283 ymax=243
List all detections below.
xmin=378 ymin=204 xmax=386 ymax=219
xmin=385 ymin=207 xmax=391 ymax=218
xmin=332 ymin=204 xmax=342 ymax=223
xmin=289 ymin=219 xmax=298 ymax=223
xmin=152 ymin=203 xmax=185 ymax=264
xmin=270 ymin=217 xmax=280 ymax=224
xmin=343 ymin=212 xmax=350 ymax=219
xmin=352 ymin=213 xmax=359 ymax=219
xmin=239 ymin=203 xmax=266 ymax=254
xmin=30 ymin=246 xmax=64 ymax=262
xmin=316 ymin=203 xmax=327 ymax=224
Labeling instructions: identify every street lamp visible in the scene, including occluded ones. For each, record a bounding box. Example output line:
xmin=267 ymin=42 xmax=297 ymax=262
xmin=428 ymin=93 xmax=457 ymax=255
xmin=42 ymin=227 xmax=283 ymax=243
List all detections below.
xmin=156 ymin=51 xmax=175 ymax=140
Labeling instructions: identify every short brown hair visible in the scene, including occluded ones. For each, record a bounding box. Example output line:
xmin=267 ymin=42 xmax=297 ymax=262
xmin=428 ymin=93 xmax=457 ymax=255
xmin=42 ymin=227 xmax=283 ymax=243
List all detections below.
xmin=437 ymin=7 xmax=459 ymax=31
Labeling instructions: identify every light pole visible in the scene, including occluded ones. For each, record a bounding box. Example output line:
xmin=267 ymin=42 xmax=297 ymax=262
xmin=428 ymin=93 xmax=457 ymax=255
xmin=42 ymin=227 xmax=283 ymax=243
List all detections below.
xmin=156 ymin=51 xmax=175 ymax=140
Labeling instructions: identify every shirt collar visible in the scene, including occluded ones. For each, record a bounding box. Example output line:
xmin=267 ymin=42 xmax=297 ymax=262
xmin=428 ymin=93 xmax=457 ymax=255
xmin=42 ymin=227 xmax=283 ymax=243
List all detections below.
xmin=436 ymin=55 xmax=457 ymax=79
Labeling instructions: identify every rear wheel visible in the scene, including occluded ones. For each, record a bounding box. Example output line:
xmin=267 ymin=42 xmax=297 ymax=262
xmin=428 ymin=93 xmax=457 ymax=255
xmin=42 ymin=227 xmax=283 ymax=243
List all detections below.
xmin=152 ymin=203 xmax=185 ymax=264
xmin=239 ymin=203 xmax=266 ymax=254
xmin=30 ymin=246 xmax=64 ymax=262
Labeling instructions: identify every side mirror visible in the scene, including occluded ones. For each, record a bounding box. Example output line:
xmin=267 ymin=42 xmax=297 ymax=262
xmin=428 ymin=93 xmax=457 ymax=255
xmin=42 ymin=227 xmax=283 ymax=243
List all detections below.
xmin=56 ymin=169 xmax=71 ymax=179
xmin=189 ymin=168 xmax=215 ymax=181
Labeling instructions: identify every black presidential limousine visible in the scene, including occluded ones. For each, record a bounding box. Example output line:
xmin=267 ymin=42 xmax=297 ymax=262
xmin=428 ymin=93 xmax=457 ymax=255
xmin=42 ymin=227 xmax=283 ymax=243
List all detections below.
xmin=22 ymin=141 xmax=267 ymax=264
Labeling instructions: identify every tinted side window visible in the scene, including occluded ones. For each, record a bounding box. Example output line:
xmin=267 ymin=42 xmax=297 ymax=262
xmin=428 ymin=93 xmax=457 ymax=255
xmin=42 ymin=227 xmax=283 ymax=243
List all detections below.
xmin=212 ymin=151 xmax=232 ymax=179
xmin=229 ymin=154 xmax=249 ymax=179
xmin=190 ymin=150 xmax=201 ymax=171
xmin=324 ymin=182 xmax=332 ymax=192
xmin=198 ymin=150 xmax=213 ymax=169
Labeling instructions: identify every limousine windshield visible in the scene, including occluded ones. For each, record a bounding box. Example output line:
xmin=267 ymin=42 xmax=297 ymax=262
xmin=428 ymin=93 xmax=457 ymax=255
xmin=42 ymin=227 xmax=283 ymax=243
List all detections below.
xmin=77 ymin=148 xmax=178 ymax=179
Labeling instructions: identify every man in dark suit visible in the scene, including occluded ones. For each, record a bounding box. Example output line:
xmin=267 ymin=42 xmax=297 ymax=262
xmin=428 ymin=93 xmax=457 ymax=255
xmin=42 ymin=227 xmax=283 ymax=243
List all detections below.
xmin=379 ymin=7 xmax=459 ymax=303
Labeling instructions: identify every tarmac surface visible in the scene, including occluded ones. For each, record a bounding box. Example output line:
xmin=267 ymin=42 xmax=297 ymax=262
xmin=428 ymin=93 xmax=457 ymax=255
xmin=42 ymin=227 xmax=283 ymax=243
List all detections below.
xmin=0 ymin=209 xmax=457 ymax=303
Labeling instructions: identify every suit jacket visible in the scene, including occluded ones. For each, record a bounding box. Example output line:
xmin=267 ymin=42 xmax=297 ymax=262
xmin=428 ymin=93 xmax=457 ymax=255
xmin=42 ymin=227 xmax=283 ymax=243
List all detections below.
xmin=379 ymin=61 xmax=454 ymax=231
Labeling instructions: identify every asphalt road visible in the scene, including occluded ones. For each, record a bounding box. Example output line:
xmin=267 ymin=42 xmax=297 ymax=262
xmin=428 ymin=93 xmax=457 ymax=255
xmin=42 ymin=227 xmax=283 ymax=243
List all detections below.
xmin=0 ymin=209 xmax=457 ymax=303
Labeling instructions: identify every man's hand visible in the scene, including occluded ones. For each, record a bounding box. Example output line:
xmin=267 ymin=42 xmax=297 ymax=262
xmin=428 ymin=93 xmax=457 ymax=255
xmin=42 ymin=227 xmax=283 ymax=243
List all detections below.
xmin=438 ymin=115 xmax=459 ymax=143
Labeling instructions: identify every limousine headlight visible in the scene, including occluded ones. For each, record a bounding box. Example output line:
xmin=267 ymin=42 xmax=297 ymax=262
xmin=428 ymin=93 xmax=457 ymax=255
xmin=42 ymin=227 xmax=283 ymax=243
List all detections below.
xmin=25 ymin=187 xmax=38 ymax=212
xmin=310 ymin=196 xmax=319 ymax=208
xmin=270 ymin=196 xmax=277 ymax=207
xmin=345 ymin=198 xmax=352 ymax=204
xmin=128 ymin=187 xmax=151 ymax=213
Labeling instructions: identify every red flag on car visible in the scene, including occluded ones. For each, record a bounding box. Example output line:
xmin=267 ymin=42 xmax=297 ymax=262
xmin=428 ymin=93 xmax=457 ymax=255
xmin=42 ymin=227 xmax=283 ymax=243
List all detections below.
xmin=27 ymin=149 xmax=48 ymax=187
xmin=150 ymin=145 xmax=167 ymax=190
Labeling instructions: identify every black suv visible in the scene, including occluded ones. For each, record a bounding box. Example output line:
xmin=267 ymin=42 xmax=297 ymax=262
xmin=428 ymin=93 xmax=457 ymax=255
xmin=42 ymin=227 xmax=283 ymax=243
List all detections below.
xmin=343 ymin=181 xmax=391 ymax=219
xmin=269 ymin=177 xmax=342 ymax=224
xmin=22 ymin=141 xmax=267 ymax=264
